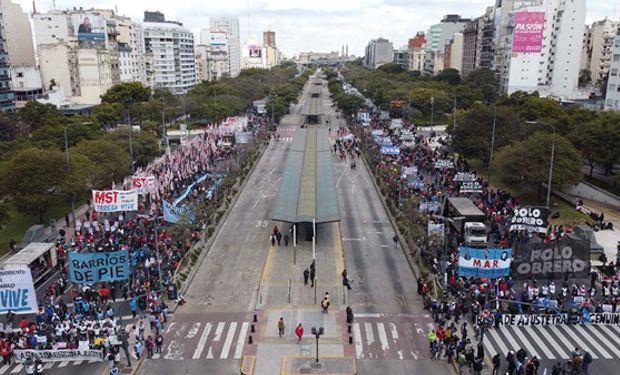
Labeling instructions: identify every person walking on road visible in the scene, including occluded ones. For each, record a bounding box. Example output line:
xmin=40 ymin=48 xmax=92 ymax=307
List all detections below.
xmin=346 ymin=306 xmax=354 ymax=324
xmin=492 ymin=353 xmax=501 ymax=375
xmin=309 ymin=262 xmax=316 ymax=287
xmin=145 ymin=335 xmax=154 ymax=359
xmin=342 ymin=270 xmax=352 ymax=290
xmin=303 ymin=268 xmax=310 ymax=286
xmin=583 ymin=350 xmax=593 ymax=374
xmin=155 ymin=333 xmax=164 ymax=354
xmin=321 ymin=296 xmax=330 ymax=314
xmin=278 ymin=318 xmax=286 ymax=338
xmin=276 ymin=231 xmax=282 ymax=246
xmin=270 ymin=234 xmax=276 ymax=247
xmin=284 ymin=234 xmax=289 ymax=246
xmin=295 ymin=323 xmax=304 ymax=343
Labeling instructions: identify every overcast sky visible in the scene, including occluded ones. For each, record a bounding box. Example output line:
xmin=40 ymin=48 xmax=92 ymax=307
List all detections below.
xmin=14 ymin=0 xmax=620 ymax=57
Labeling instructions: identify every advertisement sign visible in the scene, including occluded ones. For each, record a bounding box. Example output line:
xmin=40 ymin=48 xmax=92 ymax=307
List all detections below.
xmin=131 ymin=176 xmax=156 ymax=195
xmin=434 ymin=159 xmax=454 ymax=169
xmin=509 ymin=206 xmax=549 ymax=234
xmin=163 ymin=200 xmax=195 ymax=224
xmin=512 ymin=11 xmax=545 ymax=53
xmin=485 ymin=313 xmax=620 ymax=326
xmin=454 ymin=173 xmax=477 ymax=182
xmin=14 ymin=349 xmax=104 ymax=363
xmin=249 ymin=45 xmax=262 ymax=58
xmin=459 ymin=181 xmax=484 ymax=194
xmin=512 ymin=238 xmax=590 ymax=280
xmin=72 ymin=14 xmax=106 ymax=43
xmin=209 ymin=32 xmax=227 ymax=47
xmin=458 ymin=247 xmax=512 ymax=278
xmin=92 ymin=190 xmax=138 ymax=212
xmin=68 ymin=250 xmax=130 ymax=284
xmin=380 ymin=146 xmax=400 ymax=156
xmin=0 ymin=269 xmax=38 ymax=314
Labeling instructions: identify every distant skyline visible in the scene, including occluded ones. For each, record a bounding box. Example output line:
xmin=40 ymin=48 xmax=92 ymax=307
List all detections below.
xmin=14 ymin=0 xmax=620 ymax=57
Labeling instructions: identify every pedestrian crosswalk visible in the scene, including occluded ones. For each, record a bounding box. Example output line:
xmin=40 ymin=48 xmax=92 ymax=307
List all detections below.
xmin=351 ymin=314 xmax=433 ymax=360
xmin=0 ymin=359 xmax=100 ymax=374
xmin=160 ymin=319 xmax=250 ymax=360
xmin=483 ymin=324 xmax=620 ymax=360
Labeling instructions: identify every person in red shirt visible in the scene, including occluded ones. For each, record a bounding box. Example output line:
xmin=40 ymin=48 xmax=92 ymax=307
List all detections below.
xmin=99 ymin=286 xmax=110 ymax=304
xmin=295 ymin=323 xmax=304 ymax=343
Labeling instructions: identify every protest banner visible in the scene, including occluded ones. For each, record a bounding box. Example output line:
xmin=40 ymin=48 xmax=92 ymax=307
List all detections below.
xmin=235 ymin=131 xmax=253 ymax=144
xmin=163 ymin=200 xmax=196 ymax=224
xmin=459 ymin=181 xmax=483 ymax=193
xmin=512 ymin=238 xmax=590 ymax=280
xmin=458 ymin=247 xmax=512 ymax=278
xmin=131 ymin=176 xmax=156 ymax=195
xmin=454 ymin=172 xmax=477 ymax=182
xmin=509 ymin=206 xmax=549 ymax=234
xmin=380 ymin=146 xmax=400 ymax=156
xmin=14 ymin=349 xmax=104 ymax=363
xmin=483 ymin=313 xmax=620 ymax=326
xmin=68 ymin=250 xmax=129 ymax=284
xmin=427 ymin=222 xmax=445 ymax=237
xmin=434 ymin=159 xmax=454 ymax=169
xmin=0 ymin=269 xmax=38 ymax=314
xmin=92 ymin=190 xmax=138 ymax=212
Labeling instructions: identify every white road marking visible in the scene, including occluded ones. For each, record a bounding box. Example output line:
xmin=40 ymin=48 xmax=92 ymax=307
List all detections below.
xmin=58 ymin=361 xmax=69 ymax=368
xmin=165 ymin=322 xmax=176 ymax=334
xmin=10 ymin=365 xmax=22 ymax=374
xmin=213 ymin=322 xmax=225 ymax=341
xmin=364 ymin=322 xmax=375 ymax=347
xmin=488 ymin=329 xmax=509 ymax=357
xmin=185 ymin=322 xmax=201 ymax=339
xmin=355 ymin=313 xmax=382 ymax=318
xmin=73 ymin=361 xmax=83 ymax=365
xmin=377 ymin=323 xmax=389 ymax=351
xmin=556 ymin=325 xmax=599 ymax=359
xmin=193 ymin=322 xmax=213 ymax=359
xmin=510 ymin=327 xmax=540 ymax=359
xmin=206 ymin=346 xmax=214 ymax=359
xmin=234 ymin=322 xmax=250 ymax=359
xmin=353 ymin=323 xmax=364 ymax=359
xmin=527 ymin=326 xmax=559 ymax=359
xmin=389 ymin=322 xmax=399 ymax=342
xmin=152 ymin=353 xmax=160 ymax=359
xmin=572 ymin=325 xmax=612 ymax=358
xmin=44 ymin=363 xmax=53 ymax=369
xmin=0 ymin=364 xmax=10 ymax=374
xmin=220 ymin=322 xmax=238 ymax=359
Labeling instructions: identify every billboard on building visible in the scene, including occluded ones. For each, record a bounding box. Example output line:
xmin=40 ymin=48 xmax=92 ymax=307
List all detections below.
xmin=210 ymin=32 xmax=227 ymax=47
xmin=512 ymin=11 xmax=545 ymax=53
xmin=72 ymin=14 xmax=106 ymax=43
xmin=249 ymin=45 xmax=262 ymax=58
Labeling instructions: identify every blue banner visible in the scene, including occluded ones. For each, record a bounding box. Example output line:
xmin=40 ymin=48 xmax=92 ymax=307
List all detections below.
xmin=458 ymin=247 xmax=512 ymax=278
xmin=380 ymin=146 xmax=400 ymax=155
xmin=163 ymin=200 xmax=196 ymax=224
xmin=68 ymin=250 xmax=129 ymax=284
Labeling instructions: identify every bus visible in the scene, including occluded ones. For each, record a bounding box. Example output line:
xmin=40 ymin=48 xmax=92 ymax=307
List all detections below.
xmin=3 ymin=242 xmax=58 ymax=285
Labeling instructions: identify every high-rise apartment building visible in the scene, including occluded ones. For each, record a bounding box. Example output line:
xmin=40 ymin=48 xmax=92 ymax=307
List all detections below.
xmin=0 ymin=8 xmax=15 ymax=112
xmin=263 ymin=31 xmax=276 ymax=48
xmin=143 ymin=12 xmax=196 ymax=94
xmin=210 ymin=17 xmax=241 ymax=77
xmin=364 ymin=38 xmax=394 ymax=69
xmin=424 ymin=15 xmax=470 ymax=75
xmin=445 ymin=33 xmax=464 ymax=72
xmin=407 ymin=32 xmax=426 ymax=72
xmin=114 ymin=15 xmax=147 ymax=85
xmin=581 ymin=18 xmax=619 ymax=88
xmin=33 ymin=9 xmax=116 ymax=104
xmin=503 ymin=0 xmax=586 ymax=99
xmin=462 ymin=19 xmax=480 ymax=78
xmin=604 ymin=35 xmax=620 ymax=111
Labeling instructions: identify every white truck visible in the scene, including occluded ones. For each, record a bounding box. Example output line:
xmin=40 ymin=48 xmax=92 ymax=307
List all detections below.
xmin=442 ymin=197 xmax=488 ymax=248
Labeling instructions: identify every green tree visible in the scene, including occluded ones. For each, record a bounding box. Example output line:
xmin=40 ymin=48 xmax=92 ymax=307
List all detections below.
xmin=101 ymin=82 xmax=151 ymax=108
xmin=266 ymin=96 xmax=289 ymax=122
xmin=30 ymin=121 xmax=101 ymax=150
xmin=101 ymin=130 xmax=161 ymax=168
xmin=71 ymin=139 xmax=130 ymax=188
xmin=434 ymin=68 xmax=461 ymax=85
xmin=94 ymin=102 xmax=124 ymax=127
xmin=465 ymin=68 xmax=498 ymax=103
xmin=491 ymin=132 xmax=582 ymax=194
xmin=452 ymin=103 xmax=524 ymax=165
xmin=16 ymin=102 xmax=63 ymax=132
xmin=0 ymin=147 xmax=74 ymax=222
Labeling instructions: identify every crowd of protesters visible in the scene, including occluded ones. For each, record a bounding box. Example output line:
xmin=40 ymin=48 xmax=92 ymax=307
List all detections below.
xmin=1 ymin=112 xmax=271 ymax=366
xmin=343 ymin=107 xmax=620 ymax=374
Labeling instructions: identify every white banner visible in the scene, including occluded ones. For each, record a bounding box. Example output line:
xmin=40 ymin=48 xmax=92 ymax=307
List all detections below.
xmin=434 ymin=159 xmax=454 ymax=169
xmin=459 ymin=181 xmax=484 ymax=193
xmin=92 ymin=190 xmax=138 ymax=212
xmin=427 ymin=222 xmax=445 ymax=236
xmin=489 ymin=313 xmax=620 ymax=326
xmin=131 ymin=176 xmax=156 ymax=195
xmin=14 ymin=349 xmax=104 ymax=363
xmin=454 ymin=172 xmax=476 ymax=182
xmin=0 ymin=269 xmax=38 ymax=314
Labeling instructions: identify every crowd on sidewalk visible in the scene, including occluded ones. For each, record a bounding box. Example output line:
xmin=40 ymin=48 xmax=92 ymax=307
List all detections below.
xmin=1 ymin=113 xmax=272 ymax=366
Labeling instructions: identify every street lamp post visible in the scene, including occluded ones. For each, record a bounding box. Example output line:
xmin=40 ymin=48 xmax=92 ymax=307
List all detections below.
xmin=489 ymin=103 xmax=497 ymax=162
xmin=311 ymin=327 xmax=324 ymax=364
xmin=525 ymin=121 xmax=556 ymax=208
xmin=430 ymin=96 xmax=434 ymax=131
xmin=126 ymin=109 xmax=135 ymax=174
